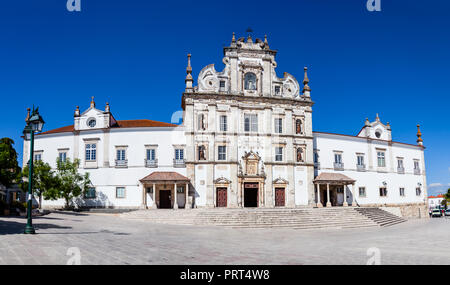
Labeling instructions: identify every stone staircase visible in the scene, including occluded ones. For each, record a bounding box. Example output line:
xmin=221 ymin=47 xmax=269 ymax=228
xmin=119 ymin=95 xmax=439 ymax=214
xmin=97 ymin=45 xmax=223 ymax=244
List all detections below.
xmin=120 ymin=207 xmax=406 ymax=230
xmin=355 ymin=207 xmax=406 ymax=227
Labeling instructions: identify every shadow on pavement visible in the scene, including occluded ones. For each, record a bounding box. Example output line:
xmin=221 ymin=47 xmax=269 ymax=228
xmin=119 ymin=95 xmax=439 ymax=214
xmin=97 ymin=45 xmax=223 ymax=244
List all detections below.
xmin=0 ymin=218 xmax=72 ymax=235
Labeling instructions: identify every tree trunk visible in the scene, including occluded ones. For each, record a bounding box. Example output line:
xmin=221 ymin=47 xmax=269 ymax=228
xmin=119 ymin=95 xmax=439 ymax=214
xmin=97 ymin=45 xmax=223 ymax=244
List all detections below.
xmin=39 ymin=194 xmax=42 ymax=210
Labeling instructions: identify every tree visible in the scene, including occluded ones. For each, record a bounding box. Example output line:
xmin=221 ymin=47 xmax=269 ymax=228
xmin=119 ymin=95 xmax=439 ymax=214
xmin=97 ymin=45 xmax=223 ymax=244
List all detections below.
xmin=0 ymin=138 xmax=21 ymax=188
xmin=44 ymin=158 xmax=90 ymax=209
xmin=20 ymin=160 xmax=58 ymax=209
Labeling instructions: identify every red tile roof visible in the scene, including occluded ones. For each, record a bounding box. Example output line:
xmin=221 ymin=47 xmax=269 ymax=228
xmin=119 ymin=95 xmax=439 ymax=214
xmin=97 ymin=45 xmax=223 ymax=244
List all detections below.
xmin=140 ymin=171 xmax=190 ymax=182
xmin=39 ymin=119 xmax=177 ymax=135
xmin=428 ymin=194 xmax=444 ymax=199
xmin=313 ymin=172 xmax=356 ymax=184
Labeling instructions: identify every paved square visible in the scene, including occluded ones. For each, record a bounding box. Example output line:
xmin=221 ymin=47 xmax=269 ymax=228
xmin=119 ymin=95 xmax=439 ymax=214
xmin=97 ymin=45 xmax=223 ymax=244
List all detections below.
xmin=0 ymin=212 xmax=449 ymax=265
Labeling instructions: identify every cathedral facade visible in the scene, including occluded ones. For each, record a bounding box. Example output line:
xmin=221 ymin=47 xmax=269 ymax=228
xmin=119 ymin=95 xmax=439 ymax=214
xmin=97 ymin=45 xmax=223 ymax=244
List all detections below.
xmin=23 ymin=34 xmax=428 ymax=216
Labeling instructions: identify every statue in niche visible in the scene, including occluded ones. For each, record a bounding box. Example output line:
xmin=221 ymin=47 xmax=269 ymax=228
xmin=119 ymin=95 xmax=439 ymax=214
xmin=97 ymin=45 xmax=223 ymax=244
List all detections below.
xmin=198 ymin=145 xmax=206 ymax=160
xmin=296 ymin=119 xmax=302 ymax=134
xmin=297 ymin=148 xmax=303 ymax=162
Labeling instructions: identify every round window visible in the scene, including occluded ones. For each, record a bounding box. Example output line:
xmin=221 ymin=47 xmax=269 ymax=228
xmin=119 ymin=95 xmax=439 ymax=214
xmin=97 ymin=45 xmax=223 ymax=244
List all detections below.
xmin=87 ymin=119 xmax=96 ymax=128
xmin=375 ymin=131 xmax=381 ymax=138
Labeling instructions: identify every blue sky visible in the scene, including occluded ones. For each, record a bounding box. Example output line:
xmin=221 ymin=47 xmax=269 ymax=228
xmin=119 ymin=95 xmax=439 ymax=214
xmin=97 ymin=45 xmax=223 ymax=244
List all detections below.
xmin=0 ymin=0 xmax=448 ymax=194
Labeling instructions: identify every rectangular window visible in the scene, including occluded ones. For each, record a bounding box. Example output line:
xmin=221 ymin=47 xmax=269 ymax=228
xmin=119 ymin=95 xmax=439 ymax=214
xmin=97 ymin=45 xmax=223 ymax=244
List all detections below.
xmin=274 ymin=118 xmax=283 ymax=134
xmin=359 ymin=187 xmax=366 ymax=197
xmin=116 ymin=187 xmax=125 ymax=198
xmin=244 ymin=114 xmax=258 ymax=132
xmin=116 ymin=149 xmax=126 ymax=161
xmin=177 ymin=185 xmax=185 ymax=194
xmin=58 ymin=152 xmax=67 ymax=162
xmin=218 ymin=146 xmax=226 ymax=161
xmin=334 ymin=153 xmax=342 ymax=164
xmin=175 ymin=149 xmax=184 ymax=160
xmin=379 ymin=187 xmax=387 ymax=197
xmin=377 ymin=151 xmax=386 ymax=167
xmin=275 ymin=147 xmax=283 ymax=162
xmin=397 ymin=159 xmax=404 ymax=169
xmin=220 ymin=115 xmax=227 ymax=132
xmin=219 ymin=80 xmax=226 ymax=91
xmin=357 ymin=155 xmax=364 ymax=166
xmin=146 ymin=149 xmax=156 ymax=161
xmin=314 ymin=151 xmax=319 ymax=163
xmin=275 ymin=86 xmax=281 ymax=95
xmin=399 ymin=187 xmax=405 ymax=197
xmin=416 ymin=187 xmax=421 ymax=196
xmin=34 ymin=153 xmax=42 ymax=162
xmin=85 ymin=144 xmax=96 ymax=161
xmin=85 ymin=187 xmax=96 ymax=199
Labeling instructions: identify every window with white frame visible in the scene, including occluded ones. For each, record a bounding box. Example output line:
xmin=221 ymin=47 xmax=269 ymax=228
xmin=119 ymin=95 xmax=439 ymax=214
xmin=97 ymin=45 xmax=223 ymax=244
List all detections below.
xmin=359 ymin=187 xmax=366 ymax=197
xmin=275 ymin=147 xmax=283 ymax=162
xmin=334 ymin=153 xmax=342 ymax=164
xmin=116 ymin=149 xmax=126 ymax=161
xmin=175 ymin=148 xmax=184 ymax=161
xmin=85 ymin=144 xmax=96 ymax=161
xmin=379 ymin=187 xmax=387 ymax=197
xmin=357 ymin=154 xmax=364 ymax=166
xmin=218 ymin=146 xmax=226 ymax=161
xmin=34 ymin=153 xmax=42 ymax=162
xmin=116 ymin=187 xmax=125 ymax=198
xmin=58 ymin=151 xmax=67 ymax=162
xmin=274 ymin=118 xmax=283 ymax=134
xmin=244 ymin=114 xmax=258 ymax=132
xmin=377 ymin=151 xmax=386 ymax=167
xmin=399 ymin=187 xmax=405 ymax=197
xmin=414 ymin=160 xmax=420 ymax=170
xmin=397 ymin=158 xmax=404 ymax=169
xmin=146 ymin=148 xmax=156 ymax=161
xmin=220 ymin=115 xmax=227 ymax=132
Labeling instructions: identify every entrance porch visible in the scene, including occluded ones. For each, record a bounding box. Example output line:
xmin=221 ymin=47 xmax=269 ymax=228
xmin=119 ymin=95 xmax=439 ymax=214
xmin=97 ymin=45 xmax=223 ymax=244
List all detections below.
xmin=313 ymin=173 xmax=357 ymax=207
xmin=139 ymin=171 xmax=190 ymax=209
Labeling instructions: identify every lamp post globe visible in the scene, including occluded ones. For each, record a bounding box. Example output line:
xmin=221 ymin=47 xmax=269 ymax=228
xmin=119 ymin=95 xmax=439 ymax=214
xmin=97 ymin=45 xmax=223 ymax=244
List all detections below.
xmin=23 ymin=107 xmax=44 ymax=235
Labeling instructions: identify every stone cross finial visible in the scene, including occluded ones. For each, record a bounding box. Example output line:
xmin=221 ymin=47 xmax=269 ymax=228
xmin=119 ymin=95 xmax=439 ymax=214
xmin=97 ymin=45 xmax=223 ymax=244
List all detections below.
xmin=416 ymin=124 xmax=423 ymax=145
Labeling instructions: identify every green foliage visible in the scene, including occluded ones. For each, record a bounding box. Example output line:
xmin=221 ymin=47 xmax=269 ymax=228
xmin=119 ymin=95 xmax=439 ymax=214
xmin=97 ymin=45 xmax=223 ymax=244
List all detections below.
xmin=0 ymin=138 xmax=21 ymax=188
xmin=44 ymin=158 xmax=91 ymax=209
xmin=21 ymin=160 xmax=58 ymax=203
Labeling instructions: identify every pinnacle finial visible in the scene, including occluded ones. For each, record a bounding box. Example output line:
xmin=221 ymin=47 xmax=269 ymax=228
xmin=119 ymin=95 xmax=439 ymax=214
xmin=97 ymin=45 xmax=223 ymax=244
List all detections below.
xmin=416 ymin=124 xmax=423 ymax=145
xmin=232 ymin=32 xmax=236 ymax=43
xmin=302 ymin=67 xmax=311 ymax=94
xmin=74 ymin=106 xmax=80 ymax=117
xmin=90 ymin=96 xmax=95 ymax=108
xmin=185 ymin=53 xmax=193 ymax=92
xmin=105 ymin=102 xmax=110 ymax=113
xmin=376 ymin=113 xmax=380 ymax=121
xmin=25 ymin=108 xmax=31 ymax=122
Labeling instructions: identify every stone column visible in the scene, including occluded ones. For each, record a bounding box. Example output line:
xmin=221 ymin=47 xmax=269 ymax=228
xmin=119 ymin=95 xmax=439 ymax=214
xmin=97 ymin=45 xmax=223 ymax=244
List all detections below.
xmin=316 ymin=184 xmax=323 ymax=208
xmin=152 ymin=183 xmax=157 ymax=209
xmin=343 ymin=185 xmax=349 ymax=207
xmin=174 ymin=183 xmax=178 ymax=209
xmin=351 ymin=184 xmax=357 ymax=206
xmin=326 ymin=183 xmax=332 ymax=207
xmin=185 ymin=182 xmax=190 ymax=209
xmin=141 ymin=184 xmax=147 ymax=209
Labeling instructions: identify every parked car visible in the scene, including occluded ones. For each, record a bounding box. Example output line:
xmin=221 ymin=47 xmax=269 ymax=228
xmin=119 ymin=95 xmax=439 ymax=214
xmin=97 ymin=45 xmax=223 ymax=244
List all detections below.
xmin=432 ymin=209 xmax=442 ymax=217
xmin=445 ymin=209 xmax=450 ymax=217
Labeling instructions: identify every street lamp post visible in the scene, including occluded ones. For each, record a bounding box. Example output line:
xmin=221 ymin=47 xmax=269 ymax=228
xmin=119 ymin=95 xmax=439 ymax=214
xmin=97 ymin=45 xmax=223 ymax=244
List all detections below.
xmin=23 ymin=107 xmax=45 ymax=235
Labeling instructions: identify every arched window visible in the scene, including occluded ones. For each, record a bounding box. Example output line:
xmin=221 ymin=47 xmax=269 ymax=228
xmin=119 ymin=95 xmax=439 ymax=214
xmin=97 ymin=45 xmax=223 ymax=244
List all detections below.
xmin=244 ymin=72 xmax=257 ymax=90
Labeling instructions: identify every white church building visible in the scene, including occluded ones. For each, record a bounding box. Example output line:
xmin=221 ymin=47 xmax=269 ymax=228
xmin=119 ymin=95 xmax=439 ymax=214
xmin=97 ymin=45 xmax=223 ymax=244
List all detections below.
xmin=23 ymin=34 xmax=428 ymax=217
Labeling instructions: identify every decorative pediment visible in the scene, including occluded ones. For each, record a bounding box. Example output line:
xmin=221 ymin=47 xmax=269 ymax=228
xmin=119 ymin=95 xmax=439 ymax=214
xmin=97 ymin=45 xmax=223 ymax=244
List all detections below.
xmin=214 ymin=177 xmax=231 ymax=184
xmin=242 ymin=151 xmax=261 ymax=161
xmin=273 ymin=177 xmax=289 ymax=185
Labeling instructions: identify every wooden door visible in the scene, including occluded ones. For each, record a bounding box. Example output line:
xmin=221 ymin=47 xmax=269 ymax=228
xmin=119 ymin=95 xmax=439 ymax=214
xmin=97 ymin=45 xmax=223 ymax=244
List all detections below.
xmin=216 ymin=188 xmax=227 ymax=207
xmin=159 ymin=190 xmax=172 ymax=209
xmin=275 ymin=188 xmax=285 ymax=207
